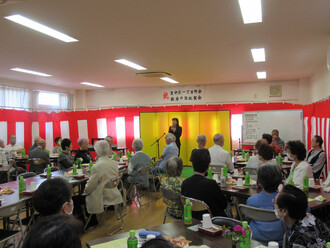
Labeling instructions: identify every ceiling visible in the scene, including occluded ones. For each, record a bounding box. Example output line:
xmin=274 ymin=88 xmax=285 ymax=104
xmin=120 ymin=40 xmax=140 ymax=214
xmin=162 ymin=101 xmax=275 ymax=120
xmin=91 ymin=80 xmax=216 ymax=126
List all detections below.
xmin=0 ymin=0 xmax=329 ymax=89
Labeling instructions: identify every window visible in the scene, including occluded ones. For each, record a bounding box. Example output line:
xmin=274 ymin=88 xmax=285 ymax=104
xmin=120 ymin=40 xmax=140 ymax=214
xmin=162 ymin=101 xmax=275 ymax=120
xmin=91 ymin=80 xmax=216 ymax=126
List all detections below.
xmin=38 ymin=91 xmax=60 ymax=106
xmin=231 ymin=114 xmax=243 ymax=150
xmin=0 ymin=85 xmax=31 ymax=109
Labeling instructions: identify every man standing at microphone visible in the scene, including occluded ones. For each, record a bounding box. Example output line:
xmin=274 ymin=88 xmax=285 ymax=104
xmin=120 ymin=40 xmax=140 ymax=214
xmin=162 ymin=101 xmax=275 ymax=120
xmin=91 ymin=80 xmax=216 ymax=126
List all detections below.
xmin=169 ymin=118 xmax=182 ymax=156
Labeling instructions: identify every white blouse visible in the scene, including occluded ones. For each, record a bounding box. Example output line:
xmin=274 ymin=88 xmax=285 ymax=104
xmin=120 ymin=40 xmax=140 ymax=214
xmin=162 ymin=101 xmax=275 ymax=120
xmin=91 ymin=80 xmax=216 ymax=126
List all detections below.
xmin=286 ymin=161 xmax=313 ymax=188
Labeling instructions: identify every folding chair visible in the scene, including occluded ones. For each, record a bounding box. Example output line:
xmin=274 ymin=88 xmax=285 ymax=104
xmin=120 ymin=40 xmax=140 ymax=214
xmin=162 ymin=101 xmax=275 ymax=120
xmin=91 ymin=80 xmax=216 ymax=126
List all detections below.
xmin=117 ymin=168 xmax=128 ymax=217
xmin=0 ymin=201 xmax=25 ymax=247
xmin=27 ymin=158 xmax=47 ymax=174
xmin=16 ymin=172 xmax=37 ymax=181
xmin=210 ymin=163 xmax=225 ymax=174
xmin=160 ymin=187 xmax=182 ymax=224
xmin=129 ymin=165 xmax=152 ymax=206
xmin=212 ymin=216 xmax=242 ymax=228
xmin=84 ymin=177 xmax=124 ymax=235
xmin=181 ymin=196 xmax=212 ymax=217
xmin=149 ymin=160 xmax=163 ymax=198
xmin=43 ymin=166 xmax=59 ymax=173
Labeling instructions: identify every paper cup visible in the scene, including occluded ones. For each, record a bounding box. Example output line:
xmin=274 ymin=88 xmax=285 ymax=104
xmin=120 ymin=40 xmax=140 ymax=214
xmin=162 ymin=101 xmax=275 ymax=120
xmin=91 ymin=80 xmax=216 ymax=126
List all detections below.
xmin=234 ymin=169 xmax=239 ymax=176
xmin=284 ymin=157 xmax=289 ymax=162
xmin=30 ymin=182 xmax=36 ymax=191
xmin=309 ymin=178 xmax=315 ymax=187
xmin=237 ymin=178 xmax=243 ymax=187
xmin=202 ymin=214 xmax=212 ymax=228
xmin=268 ymin=241 xmax=279 ymax=248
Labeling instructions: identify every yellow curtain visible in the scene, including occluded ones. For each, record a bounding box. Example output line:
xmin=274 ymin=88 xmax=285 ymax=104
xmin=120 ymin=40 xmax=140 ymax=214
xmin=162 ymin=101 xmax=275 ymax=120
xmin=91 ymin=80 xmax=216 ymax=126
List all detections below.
xmin=140 ymin=111 xmax=231 ymax=165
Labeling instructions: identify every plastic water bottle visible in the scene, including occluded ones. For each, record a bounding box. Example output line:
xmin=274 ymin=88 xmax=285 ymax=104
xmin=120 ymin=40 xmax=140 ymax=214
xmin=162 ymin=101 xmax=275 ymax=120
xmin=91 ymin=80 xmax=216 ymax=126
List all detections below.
xmin=240 ymin=221 xmax=251 ymax=248
xmin=208 ymin=167 xmax=213 ymax=179
xmin=19 ymin=176 xmax=25 ymax=193
xmin=277 ymin=153 xmax=282 ymax=167
xmin=242 ymin=150 xmax=245 ymax=159
xmin=72 ymin=164 xmax=77 ymax=175
xmin=46 ymin=164 xmax=52 ymax=179
xmin=303 ymin=174 xmax=309 ymax=192
xmin=246 ymin=153 xmax=250 ymax=162
xmin=244 ymin=172 xmax=250 ymax=186
xmin=58 ymin=147 xmax=62 ymax=154
xmin=127 ymin=150 xmax=131 ymax=160
xmin=21 ymin=148 xmax=26 ymax=158
xmin=223 ymin=165 xmax=228 ymax=178
xmin=127 ymin=230 xmax=138 ymax=248
xmin=184 ymin=199 xmax=192 ymax=225
xmin=89 ymin=161 xmax=93 ymax=173
xmin=288 ymin=176 xmax=295 ymax=186
xmin=230 ymin=151 xmax=233 ymax=158
xmin=113 ymin=153 xmax=117 ymax=161
xmin=326 ymin=242 xmax=330 ymax=248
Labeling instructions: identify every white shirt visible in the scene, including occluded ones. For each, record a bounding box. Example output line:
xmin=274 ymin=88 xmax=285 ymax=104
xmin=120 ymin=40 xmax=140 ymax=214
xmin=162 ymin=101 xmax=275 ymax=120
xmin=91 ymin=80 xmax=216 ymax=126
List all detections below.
xmin=285 ymin=161 xmax=313 ymax=188
xmin=209 ymin=144 xmax=234 ymax=172
xmin=5 ymin=144 xmax=22 ymax=158
xmin=0 ymin=148 xmax=8 ymax=166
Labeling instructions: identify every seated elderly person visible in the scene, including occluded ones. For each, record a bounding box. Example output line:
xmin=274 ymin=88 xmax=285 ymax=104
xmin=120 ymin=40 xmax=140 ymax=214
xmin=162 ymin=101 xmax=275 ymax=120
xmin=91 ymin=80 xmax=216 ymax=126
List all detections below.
xmin=257 ymin=143 xmax=275 ymax=167
xmin=52 ymin=136 xmax=62 ymax=154
xmin=30 ymin=136 xmax=41 ymax=151
xmin=246 ymin=139 xmax=268 ymax=168
xmin=209 ymin=133 xmax=234 ymax=172
xmin=307 ymin=135 xmax=326 ymax=180
xmin=275 ymin=185 xmax=330 ymax=247
xmin=33 ymin=178 xmax=73 ymax=217
xmin=82 ymin=140 xmax=123 ymax=227
xmin=247 ymin=164 xmax=284 ymax=245
xmin=5 ymin=134 xmax=23 ymax=158
xmin=75 ymin=138 xmax=93 ymax=164
xmin=161 ymin=157 xmax=184 ymax=219
xmin=181 ymin=148 xmax=228 ymax=220
xmin=22 ymin=214 xmax=83 ymax=248
xmin=0 ymin=139 xmax=8 ymax=166
xmin=271 ymin=129 xmax=285 ymax=149
xmin=285 ymin=140 xmax=312 ymax=188
xmin=189 ymin=134 xmax=207 ymax=162
xmin=104 ymin=136 xmax=114 ymax=156
xmin=152 ymin=133 xmax=178 ymax=174
xmin=58 ymin=138 xmax=74 ymax=171
xmin=28 ymin=139 xmax=50 ymax=174
xmin=126 ymin=139 xmax=151 ymax=199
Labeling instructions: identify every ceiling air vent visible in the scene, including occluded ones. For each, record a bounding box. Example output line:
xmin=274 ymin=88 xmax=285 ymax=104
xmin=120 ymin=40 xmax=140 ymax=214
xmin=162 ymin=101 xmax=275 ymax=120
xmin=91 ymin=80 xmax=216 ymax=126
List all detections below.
xmin=136 ymin=71 xmax=172 ymax=78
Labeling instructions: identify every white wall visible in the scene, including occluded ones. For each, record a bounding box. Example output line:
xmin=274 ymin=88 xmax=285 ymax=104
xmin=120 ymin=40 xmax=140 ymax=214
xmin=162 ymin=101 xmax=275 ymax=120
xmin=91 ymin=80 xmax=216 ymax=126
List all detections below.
xmin=81 ymin=79 xmax=308 ymax=109
xmin=310 ymin=65 xmax=330 ymax=102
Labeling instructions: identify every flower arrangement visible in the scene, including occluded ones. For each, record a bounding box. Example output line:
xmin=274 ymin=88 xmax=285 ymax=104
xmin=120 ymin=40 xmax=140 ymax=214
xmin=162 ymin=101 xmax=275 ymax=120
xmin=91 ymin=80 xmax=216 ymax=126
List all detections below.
xmin=223 ymin=225 xmax=246 ymax=247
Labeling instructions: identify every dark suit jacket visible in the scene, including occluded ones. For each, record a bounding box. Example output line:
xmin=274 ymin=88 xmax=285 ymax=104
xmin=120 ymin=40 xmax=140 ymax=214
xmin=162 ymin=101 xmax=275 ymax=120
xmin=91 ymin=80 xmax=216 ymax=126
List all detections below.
xmin=169 ymin=126 xmax=182 ymax=148
xmin=181 ymin=174 xmax=227 ymax=220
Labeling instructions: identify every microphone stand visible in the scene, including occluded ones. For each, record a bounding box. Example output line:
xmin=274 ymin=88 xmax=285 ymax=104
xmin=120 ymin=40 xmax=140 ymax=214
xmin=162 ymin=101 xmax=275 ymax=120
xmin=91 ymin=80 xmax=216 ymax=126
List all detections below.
xmin=151 ymin=133 xmax=166 ymax=159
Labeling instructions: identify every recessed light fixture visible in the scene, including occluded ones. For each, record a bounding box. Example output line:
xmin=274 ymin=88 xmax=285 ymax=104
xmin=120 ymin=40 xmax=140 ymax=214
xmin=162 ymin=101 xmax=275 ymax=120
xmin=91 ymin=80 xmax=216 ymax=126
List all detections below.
xmin=10 ymin=67 xmax=52 ymax=77
xmin=114 ymin=59 xmax=147 ymax=70
xmin=5 ymin=14 xmax=78 ymax=42
xmin=238 ymin=0 xmax=262 ymax=24
xmin=256 ymin=71 xmax=267 ymax=79
xmin=80 ymin=82 xmax=104 ymax=88
xmin=251 ymin=48 xmax=265 ymax=62
xmin=160 ymin=77 xmax=179 ymax=84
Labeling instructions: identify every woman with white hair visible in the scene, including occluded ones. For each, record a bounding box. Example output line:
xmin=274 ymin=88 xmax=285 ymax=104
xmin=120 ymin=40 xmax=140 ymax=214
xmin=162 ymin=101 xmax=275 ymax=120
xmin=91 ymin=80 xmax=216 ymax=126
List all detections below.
xmin=74 ymin=138 xmax=93 ymax=163
xmin=152 ymin=133 xmax=179 ymax=174
xmin=81 ymin=140 xmax=123 ymax=228
xmin=125 ymin=139 xmax=151 ymax=201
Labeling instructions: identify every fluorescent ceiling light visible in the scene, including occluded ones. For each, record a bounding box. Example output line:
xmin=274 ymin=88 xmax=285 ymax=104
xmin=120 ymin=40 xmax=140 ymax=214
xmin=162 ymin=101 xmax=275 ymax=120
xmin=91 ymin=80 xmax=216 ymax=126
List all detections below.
xmin=256 ymin=71 xmax=266 ymax=79
xmin=251 ymin=48 xmax=265 ymax=62
xmin=5 ymin=14 xmax=78 ymax=42
xmin=114 ymin=59 xmax=147 ymax=70
xmin=10 ymin=67 xmax=51 ymax=77
xmin=80 ymin=82 xmax=104 ymax=88
xmin=238 ymin=0 xmax=262 ymax=24
xmin=160 ymin=77 xmax=179 ymax=84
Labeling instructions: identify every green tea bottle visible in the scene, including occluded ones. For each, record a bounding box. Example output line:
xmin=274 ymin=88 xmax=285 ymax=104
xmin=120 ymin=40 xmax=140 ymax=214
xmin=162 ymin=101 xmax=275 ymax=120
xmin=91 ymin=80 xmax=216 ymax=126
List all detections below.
xmin=46 ymin=164 xmax=52 ymax=179
xmin=240 ymin=221 xmax=251 ymax=248
xmin=208 ymin=167 xmax=212 ymax=179
xmin=184 ymin=199 xmax=192 ymax=225
xmin=127 ymin=230 xmax=138 ymax=248
xmin=89 ymin=161 xmax=93 ymax=173
xmin=303 ymin=174 xmax=309 ymax=192
xmin=244 ymin=172 xmax=250 ymax=186
xmin=223 ymin=165 xmax=228 ymax=178
xmin=242 ymin=150 xmax=246 ymax=159
xmin=72 ymin=164 xmax=77 ymax=175
xmin=277 ymin=153 xmax=282 ymax=167
xmin=246 ymin=153 xmax=250 ymax=162
xmin=19 ymin=176 xmax=25 ymax=193
xmin=22 ymin=148 xmax=26 ymax=158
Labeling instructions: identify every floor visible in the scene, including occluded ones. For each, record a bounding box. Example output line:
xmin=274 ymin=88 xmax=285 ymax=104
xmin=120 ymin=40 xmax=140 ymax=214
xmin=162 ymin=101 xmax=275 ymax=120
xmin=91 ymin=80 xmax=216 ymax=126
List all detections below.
xmin=81 ymin=191 xmax=169 ymax=248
